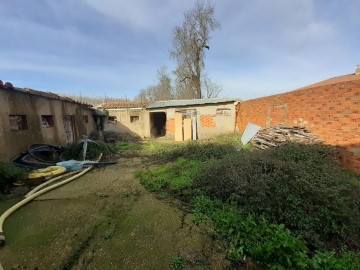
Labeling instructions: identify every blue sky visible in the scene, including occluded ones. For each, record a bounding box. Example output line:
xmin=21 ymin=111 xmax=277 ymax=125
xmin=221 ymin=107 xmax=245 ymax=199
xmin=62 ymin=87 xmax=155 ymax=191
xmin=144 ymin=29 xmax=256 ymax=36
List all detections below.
xmin=0 ymin=0 xmax=359 ymax=100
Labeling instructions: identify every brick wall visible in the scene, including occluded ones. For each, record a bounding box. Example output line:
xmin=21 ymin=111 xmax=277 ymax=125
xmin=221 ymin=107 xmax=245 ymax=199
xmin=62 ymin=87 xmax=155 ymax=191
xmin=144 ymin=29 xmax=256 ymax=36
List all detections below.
xmin=200 ymin=115 xmax=216 ymax=128
xmin=236 ymin=80 xmax=360 ymax=172
xmin=166 ymin=118 xmax=175 ymax=134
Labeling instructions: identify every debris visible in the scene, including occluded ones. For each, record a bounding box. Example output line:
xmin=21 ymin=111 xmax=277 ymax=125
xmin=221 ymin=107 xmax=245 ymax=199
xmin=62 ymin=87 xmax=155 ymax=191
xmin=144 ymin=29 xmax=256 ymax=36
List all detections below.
xmin=11 ymin=144 xmax=67 ymax=169
xmin=241 ymin=123 xmax=261 ymax=145
xmin=251 ymin=125 xmax=322 ymax=149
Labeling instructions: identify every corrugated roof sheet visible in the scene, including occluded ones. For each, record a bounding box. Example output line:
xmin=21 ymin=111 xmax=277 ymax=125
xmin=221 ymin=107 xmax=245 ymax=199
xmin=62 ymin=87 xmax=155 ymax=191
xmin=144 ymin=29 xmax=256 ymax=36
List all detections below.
xmin=97 ymin=101 xmax=153 ymax=109
xmin=147 ymin=98 xmax=240 ymax=109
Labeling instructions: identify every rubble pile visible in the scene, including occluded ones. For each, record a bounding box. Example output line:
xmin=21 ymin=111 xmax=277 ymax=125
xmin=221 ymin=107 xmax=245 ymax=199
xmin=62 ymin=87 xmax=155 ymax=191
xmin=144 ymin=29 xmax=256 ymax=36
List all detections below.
xmin=251 ymin=126 xmax=323 ymax=149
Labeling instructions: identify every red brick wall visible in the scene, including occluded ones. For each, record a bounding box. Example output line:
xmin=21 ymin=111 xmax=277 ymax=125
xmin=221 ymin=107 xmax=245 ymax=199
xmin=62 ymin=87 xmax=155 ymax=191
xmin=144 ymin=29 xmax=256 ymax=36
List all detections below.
xmin=236 ymin=80 xmax=360 ymax=172
xmin=166 ymin=118 xmax=175 ymax=134
xmin=200 ymin=115 xmax=216 ymax=128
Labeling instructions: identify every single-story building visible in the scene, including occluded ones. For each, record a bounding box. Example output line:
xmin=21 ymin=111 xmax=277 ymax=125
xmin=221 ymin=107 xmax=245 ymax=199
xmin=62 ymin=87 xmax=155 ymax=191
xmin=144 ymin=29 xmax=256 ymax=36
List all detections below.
xmin=99 ymin=98 xmax=240 ymax=141
xmin=0 ymin=80 xmax=96 ymax=162
xmin=98 ymin=101 xmax=151 ymax=139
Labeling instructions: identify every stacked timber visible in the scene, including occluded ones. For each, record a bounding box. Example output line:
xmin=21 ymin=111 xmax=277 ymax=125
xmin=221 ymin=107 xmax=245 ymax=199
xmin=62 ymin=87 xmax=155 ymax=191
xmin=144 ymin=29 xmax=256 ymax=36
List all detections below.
xmin=251 ymin=126 xmax=322 ymax=149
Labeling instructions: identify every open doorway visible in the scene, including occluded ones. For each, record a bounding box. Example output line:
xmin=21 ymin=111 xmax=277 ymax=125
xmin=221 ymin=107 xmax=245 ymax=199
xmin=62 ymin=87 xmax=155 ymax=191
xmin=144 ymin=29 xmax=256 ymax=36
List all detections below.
xmin=150 ymin=112 xmax=166 ymax=138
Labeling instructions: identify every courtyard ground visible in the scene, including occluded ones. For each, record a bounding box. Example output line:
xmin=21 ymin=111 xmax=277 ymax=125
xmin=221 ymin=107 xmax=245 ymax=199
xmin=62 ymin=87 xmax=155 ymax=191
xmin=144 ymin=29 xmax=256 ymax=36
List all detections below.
xmin=0 ymin=156 xmax=226 ymax=270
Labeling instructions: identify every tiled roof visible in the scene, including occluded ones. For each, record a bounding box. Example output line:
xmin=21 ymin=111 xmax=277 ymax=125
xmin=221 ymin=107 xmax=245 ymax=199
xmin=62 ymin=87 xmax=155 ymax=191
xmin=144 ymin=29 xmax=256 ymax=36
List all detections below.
xmin=98 ymin=101 xmax=153 ymax=109
xmin=147 ymin=98 xmax=240 ymax=109
xmin=0 ymin=80 xmax=93 ymax=107
xmin=295 ymin=73 xmax=360 ymax=91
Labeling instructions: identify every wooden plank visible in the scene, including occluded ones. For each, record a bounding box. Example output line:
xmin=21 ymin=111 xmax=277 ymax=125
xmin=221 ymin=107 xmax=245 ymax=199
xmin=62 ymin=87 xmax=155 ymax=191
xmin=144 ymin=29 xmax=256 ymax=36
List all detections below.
xmin=183 ymin=118 xmax=192 ymax=141
xmin=174 ymin=113 xmax=183 ymax=141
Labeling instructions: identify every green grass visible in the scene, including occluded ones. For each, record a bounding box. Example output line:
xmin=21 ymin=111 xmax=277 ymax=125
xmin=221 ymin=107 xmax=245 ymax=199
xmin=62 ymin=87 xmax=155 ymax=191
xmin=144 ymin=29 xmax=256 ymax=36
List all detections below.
xmin=115 ymin=141 xmax=142 ymax=151
xmin=136 ymin=157 xmax=203 ymax=195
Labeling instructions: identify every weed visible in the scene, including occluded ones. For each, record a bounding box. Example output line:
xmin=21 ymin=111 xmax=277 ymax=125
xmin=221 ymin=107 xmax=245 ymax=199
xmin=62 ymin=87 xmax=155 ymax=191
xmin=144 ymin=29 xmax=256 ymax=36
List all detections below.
xmin=170 ymin=255 xmax=187 ymax=270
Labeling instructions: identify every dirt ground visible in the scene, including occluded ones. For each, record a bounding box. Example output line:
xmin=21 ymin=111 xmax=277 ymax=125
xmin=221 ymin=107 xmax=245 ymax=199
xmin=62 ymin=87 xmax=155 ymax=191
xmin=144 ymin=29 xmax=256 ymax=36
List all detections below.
xmin=0 ymin=156 xmax=227 ymax=270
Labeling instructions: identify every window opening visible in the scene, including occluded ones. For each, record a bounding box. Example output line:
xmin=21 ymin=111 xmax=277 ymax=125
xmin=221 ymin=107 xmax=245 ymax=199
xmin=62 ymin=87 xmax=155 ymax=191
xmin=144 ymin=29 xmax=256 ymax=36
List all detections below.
xmin=41 ymin=115 xmax=54 ymax=128
xmin=9 ymin=115 xmax=28 ymax=131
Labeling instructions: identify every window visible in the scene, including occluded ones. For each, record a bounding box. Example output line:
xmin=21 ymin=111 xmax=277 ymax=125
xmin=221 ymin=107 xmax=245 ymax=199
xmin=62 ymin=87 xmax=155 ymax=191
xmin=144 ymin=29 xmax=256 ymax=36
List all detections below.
xmin=41 ymin=115 xmax=54 ymax=128
xmin=130 ymin=115 xmax=139 ymax=123
xmin=108 ymin=116 xmax=117 ymax=123
xmin=9 ymin=115 xmax=28 ymax=131
xmin=216 ymin=109 xmax=231 ymax=116
xmin=83 ymin=115 xmax=89 ymax=124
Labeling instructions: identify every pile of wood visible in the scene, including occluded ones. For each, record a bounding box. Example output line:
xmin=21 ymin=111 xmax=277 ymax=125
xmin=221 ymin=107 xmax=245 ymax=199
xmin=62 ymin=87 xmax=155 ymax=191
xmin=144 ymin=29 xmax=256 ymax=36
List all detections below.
xmin=251 ymin=125 xmax=322 ymax=149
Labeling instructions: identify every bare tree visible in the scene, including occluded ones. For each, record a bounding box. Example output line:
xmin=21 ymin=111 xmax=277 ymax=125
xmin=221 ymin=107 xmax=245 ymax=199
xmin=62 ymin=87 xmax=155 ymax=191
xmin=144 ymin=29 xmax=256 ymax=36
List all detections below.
xmin=203 ymin=76 xmax=222 ymax=98
xmin=170 ymin=0 xmax=220 ymax=99
xmin=135 ymin=66 xmax=173 ymax=101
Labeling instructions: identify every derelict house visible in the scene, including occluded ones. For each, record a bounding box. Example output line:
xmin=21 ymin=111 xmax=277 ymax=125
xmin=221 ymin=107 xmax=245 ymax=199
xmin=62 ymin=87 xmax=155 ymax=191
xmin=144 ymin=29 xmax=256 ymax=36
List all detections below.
xmin=0 ymin=81 xmax=96 ymax=162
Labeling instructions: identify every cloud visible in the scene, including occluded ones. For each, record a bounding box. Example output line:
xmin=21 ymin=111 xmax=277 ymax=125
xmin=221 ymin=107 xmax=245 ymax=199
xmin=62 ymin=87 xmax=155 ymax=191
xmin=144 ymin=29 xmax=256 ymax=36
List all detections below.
xmin=0 ymin=0 xmax=359 ymax=100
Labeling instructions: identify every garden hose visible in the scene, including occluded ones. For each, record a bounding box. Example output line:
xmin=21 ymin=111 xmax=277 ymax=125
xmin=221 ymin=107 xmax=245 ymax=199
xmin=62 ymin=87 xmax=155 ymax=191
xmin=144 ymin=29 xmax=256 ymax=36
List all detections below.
xmin=0 ymin=154 xmax=102 ymax=247
xmin=24 ymin=170 xmax=81 ymax=198
xmin=28 ymin=166 xmax=67 ymax=180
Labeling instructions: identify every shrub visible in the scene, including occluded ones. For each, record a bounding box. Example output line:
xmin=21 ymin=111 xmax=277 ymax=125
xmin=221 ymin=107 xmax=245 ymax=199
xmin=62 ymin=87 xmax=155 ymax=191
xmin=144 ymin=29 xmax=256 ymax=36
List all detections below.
xmin=193 ymin=143 xmax=360 ymax=250
xmin=0 ymin=162 xmax=27 ymax=193
xmin=193 ymin=196 xmax=360 ymax=269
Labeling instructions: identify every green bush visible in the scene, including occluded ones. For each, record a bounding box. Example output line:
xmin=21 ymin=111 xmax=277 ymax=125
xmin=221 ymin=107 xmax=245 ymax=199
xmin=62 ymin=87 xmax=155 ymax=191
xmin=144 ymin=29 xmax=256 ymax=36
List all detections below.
xmin=193 ymin=196 xmax=360 ymax=269
xmin=193 ymin=143 xmax=360 ymax=251
xmin=0 ymin=162 xmax=27 ymax=193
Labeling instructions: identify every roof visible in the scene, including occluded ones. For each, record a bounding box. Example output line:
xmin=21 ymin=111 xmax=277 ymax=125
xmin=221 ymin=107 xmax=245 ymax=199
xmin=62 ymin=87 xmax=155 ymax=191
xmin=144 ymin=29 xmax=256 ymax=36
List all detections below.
xmin=97 ymin=101 xmax=152 ymax=109
xmin=147 ymin=98 xmax=240 ymax=109
xmin=0 ymin=80 xmax=93 ymax=107
xmin=295 ymin=73 xmax=360 ymax=91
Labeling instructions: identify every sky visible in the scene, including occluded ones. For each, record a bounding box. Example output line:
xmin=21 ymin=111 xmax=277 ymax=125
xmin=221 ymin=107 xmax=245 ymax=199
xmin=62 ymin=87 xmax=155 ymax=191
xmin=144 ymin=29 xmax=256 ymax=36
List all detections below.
xmin=0 ymin=0 xmax=359 ymax=101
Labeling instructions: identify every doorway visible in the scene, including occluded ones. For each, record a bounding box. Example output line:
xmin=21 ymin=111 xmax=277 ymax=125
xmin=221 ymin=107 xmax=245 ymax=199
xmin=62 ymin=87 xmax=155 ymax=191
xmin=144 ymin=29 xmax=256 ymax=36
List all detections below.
xmin=150 ymin=112 xmax=167 ymax=138
xmin=63 ymin=115 xmax=76 ymax=144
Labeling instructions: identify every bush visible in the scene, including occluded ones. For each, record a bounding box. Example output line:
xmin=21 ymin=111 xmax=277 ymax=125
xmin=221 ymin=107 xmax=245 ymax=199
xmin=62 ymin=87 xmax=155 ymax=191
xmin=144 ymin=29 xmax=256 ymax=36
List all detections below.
xmin=62 ymin=140 xmax=116 ymax=160
xmin=193 ymin=143 xmax=360 ymax=251
xmin=0 ymin=162 xmax=27 ymax=193
xmin=193 ymin=196 xmax=360 ymax=269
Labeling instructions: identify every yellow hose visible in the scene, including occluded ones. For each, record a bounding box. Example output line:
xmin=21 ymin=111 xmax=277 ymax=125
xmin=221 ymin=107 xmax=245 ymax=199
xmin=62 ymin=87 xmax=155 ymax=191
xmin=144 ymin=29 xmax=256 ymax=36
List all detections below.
xmin=24 ymin=170 xmax=82 ymax=198
xmin=28 ymin=166 xmax=67 ymax=180
xmin=0 ymin=154 xmax=102 ymax=246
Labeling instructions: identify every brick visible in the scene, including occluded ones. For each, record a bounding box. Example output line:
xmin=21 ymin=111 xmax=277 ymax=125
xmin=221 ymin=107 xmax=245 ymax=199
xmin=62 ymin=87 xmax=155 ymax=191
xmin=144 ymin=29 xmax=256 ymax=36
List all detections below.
xmin=236 ymin=80 xmax=360 ymax=173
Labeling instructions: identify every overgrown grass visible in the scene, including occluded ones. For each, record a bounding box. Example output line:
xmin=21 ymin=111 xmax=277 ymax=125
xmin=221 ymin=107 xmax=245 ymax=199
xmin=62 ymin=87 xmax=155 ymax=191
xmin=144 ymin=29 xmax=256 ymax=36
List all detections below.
xmin=115 ymin=141 xmax=142 ymax=151
xmin=135 ymin=158 xmax=203 ymax=196
xmin=136 ymin=134 xmax=360 ymax=268
xmin=142 ymin=133 xmax=243 ymax=162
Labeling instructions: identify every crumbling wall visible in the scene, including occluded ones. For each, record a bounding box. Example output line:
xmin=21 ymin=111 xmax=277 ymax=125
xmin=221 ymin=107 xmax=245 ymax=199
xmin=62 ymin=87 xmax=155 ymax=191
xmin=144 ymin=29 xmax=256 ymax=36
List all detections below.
xmin=0 ymin=87 xmax=95 ymax=162
xmin=236 ymin=80 xmax=360 ymax=172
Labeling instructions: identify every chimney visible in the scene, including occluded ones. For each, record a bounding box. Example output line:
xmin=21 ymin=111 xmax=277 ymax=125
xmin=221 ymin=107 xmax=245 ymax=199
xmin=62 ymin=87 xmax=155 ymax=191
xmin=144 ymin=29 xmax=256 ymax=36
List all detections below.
xmin=356 ymin=65 xmax=360 ymax=75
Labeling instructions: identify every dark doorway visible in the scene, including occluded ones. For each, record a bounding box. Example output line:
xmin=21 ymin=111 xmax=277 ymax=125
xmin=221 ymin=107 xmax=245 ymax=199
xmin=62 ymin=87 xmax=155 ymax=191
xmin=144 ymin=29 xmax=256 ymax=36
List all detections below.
xmin=150 ymin=112 xmax=166 ymax=138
